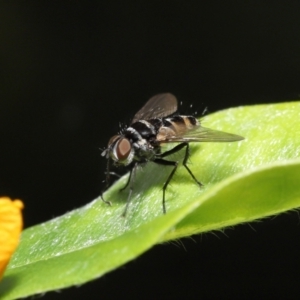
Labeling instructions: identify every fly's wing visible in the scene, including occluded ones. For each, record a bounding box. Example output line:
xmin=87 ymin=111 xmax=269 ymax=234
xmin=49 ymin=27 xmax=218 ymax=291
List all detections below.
xmin=131 ymin=93 xmax=178 ymax=124
xmin=159 ymin=124 xmax=244 ymax=143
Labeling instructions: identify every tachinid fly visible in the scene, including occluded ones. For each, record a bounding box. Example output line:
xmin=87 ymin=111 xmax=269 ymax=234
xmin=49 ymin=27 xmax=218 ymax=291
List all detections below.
xmin=101 ymin=93 xmax=244 ymax=216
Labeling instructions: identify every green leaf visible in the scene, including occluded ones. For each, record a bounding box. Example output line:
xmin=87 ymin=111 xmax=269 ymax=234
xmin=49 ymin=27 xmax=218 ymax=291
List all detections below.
xmin=1 ymin=101 xmax=300 ymax=299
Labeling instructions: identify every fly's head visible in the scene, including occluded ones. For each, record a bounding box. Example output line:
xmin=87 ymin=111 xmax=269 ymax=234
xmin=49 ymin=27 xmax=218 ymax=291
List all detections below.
xmin=101 ymin=134 xmax=134 ymax=166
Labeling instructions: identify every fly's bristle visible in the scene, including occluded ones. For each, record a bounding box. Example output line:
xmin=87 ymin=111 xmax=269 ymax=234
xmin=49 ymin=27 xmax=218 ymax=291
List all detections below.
xmin=119 ymin=122 xmax=124 ymax=128
xmin=118 ymin=122 xmax=128 ymax=135
xmin=202 ymin=107 xmax=209 ymax=116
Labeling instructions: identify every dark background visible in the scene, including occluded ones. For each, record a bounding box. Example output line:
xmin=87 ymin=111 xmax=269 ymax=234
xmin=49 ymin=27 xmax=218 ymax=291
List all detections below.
xmin=1 ymin=1 xmax=300 ymax=299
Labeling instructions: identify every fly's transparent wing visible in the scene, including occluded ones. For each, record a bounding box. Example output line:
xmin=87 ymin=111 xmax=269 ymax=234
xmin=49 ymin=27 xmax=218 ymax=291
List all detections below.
xmin=159 ymin=125 xmax=244 ymax=143
xmin=131 ymin=93 xmax=178 ymax=124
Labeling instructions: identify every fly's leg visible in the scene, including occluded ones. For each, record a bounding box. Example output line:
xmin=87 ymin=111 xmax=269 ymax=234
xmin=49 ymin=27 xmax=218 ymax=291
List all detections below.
xmin=153 ymin=158 xmax=178 ymax=214
xmin=101 ymin=157 xmax=136 ymax=214
xmin=119 ymin=168 xmax=133 ymax=192
xmin=100 ymin=157 xmax=112 ymax=206
xmin=181 ymin=143 xmax=202 ymax=187
xmin=160 ymin=142 xmax=202 ymax=187
xmin=154 ymin=142 xmax=202 ymax=214
xmin=121 ymin=163 xmax=137 ymax=217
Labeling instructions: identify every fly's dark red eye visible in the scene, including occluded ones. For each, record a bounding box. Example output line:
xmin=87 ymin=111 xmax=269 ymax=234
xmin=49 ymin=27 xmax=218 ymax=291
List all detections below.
xmin=116 ymin=138 xmax=131 ymax=160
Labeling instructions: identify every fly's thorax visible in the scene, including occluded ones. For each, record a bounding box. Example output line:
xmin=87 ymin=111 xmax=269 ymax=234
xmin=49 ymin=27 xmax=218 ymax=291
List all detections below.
xmin=147 ymin=118 xmax=164 ymax=131
xmin=132 ymin=137 xmax=157 ymax=162
xmin=130 ymin=120 xmax=156 ymax=139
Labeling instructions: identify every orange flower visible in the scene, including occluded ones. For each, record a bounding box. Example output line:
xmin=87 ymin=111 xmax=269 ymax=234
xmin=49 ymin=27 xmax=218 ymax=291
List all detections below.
xmin=0 ymin=197 xmax=24 ymax=280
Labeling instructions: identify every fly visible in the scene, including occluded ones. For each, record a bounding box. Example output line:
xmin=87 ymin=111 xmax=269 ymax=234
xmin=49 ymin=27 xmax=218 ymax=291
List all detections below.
xmin=101 ymin=93 xmax=244 ymax=216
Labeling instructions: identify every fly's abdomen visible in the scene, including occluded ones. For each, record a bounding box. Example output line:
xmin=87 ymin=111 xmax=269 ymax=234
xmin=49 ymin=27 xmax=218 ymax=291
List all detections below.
xmin=156 ymin=115 xmax=199 ymax=141
xmin=167 ymin=115 xmax=199 ymax=129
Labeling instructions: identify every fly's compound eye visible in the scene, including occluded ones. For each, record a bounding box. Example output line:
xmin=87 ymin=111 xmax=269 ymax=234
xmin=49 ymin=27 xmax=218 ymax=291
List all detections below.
xmin=115 ymin=138 xmax=131 ymax=161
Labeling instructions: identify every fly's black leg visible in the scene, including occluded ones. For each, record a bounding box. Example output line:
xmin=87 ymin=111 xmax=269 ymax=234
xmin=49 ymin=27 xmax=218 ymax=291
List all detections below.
xmin=100 ymin=194 xmax=112 ymax=206
xmin=159 ymin=142 xmax=188 ymax=158
xmin=122 ymin=162 xmax=138 ymax=217
xmin=181 ymin=143 xmax=202 ymax=187
xmin=153 ymin=158 xmax=178 ymax=214
xmin=100 ymin=157 xmax=112 ymax=206
xmin=160 ymin=142 xmax=202 ymax=187
xmin=120 ymin=168 xmax=133 ymax=192
xmin=155 ymin=142 xmax=202 ymax=214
